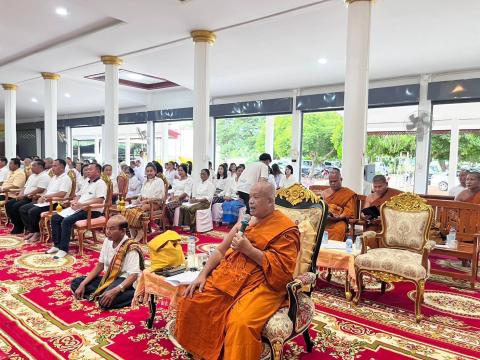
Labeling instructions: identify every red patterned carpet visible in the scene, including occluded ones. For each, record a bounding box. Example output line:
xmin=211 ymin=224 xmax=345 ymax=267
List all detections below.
xmin=0 ymin=225 xmax=479 ymax=359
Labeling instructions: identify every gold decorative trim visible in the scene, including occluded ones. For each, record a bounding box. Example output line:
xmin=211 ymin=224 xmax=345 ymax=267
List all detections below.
xmin=41 ymin=72 xmax=60 ymax=80
xmin=276 ymin=183 xmax=321 ymax=206
xmin=101 ymin=55 xmax=123 ymax=66
xmin=384 ymin=192 xmax=430 ymax=212
xmin=2 ymin=83 xmax=17 ymax=91
xmin=191 ymin=30 xmax=216 ymax=44
xmin=368 ymin=270 xmax=405 ymax=283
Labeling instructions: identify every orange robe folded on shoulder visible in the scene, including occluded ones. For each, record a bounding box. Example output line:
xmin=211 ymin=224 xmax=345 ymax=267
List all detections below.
xmin=322 ymin=187 xmax=356 ymax=241
xmin=174 ymin=210 xmax=300 ymax=360
xmin=465 ymin=191 xmax=480 ymax=204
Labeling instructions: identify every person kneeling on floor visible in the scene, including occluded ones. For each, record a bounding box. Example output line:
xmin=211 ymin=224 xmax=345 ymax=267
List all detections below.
xmin=71 ymin=215 xmax=144 ymax=310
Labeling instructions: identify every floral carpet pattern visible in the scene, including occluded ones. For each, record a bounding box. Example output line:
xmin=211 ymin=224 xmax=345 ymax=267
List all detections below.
xmin=0 ymin=225 xmax=478 ymax=359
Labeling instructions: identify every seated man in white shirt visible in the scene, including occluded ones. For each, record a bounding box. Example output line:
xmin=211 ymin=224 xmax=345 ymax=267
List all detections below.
xmin=448 ymin=169 xmax=469 ymax=197
xmin=47 ymin=163 xmax=107 ymax=258
xmin=20 ymin=158 xmax=73 ymax=243
xmin=0 ymin=157 xmax=9 ymax=185
xmin=179 ymin=168 xmax=216 ymax=232
xmin=71 ymin=215 xmax=144 ymax=310
xmin=6 ymin=159 xmax=50 ymax=234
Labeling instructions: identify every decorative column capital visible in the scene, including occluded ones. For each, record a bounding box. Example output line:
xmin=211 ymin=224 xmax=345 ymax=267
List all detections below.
xmin=345 ymin=0 xmax=373 ymax=4
xmin=41 ymin=72 xmax=61 ymax=80
xmin=101 ymin=55 xmax=123 ymax=66
xmin=2 ymin=83 xmax=17 ymax=91
xmin=191 ymin=30 xmax=216 ymax=44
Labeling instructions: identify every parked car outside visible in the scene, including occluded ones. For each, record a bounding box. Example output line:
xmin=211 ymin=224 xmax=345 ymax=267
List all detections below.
xmin=430 ymin=172 xmax=460 ymax=192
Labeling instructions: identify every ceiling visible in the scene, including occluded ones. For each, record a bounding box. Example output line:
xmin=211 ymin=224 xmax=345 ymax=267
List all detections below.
xmin=1 ymin=0 xmax=480 ymax=119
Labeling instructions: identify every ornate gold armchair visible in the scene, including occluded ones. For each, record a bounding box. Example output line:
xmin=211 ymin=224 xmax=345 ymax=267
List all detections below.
xmin=260 ymin=184 xmax=328 ymax=360
xmin=353 ymin=193 xmax=434 ymax=323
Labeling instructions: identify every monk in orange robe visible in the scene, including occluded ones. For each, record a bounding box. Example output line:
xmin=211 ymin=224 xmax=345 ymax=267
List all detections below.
xmin=321 ymin=169 xmax=356 ymax=241
xmin=174 ymin=181 xmax=300 ymax=360
xmin=455 ymin=172 xmax=480 ymax=204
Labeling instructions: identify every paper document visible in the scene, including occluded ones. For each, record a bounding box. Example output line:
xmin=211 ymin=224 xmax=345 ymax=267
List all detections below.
xmin=164 ymin=271 xmax=200 ymax=287
xmin=434 ymin=244 xmax=450 ymax=249
xmin=125 ymin=204 xmax=137 ymax=209
xmin=34 ymin=202 xmax=50 ymax=207
xmin=58 ymin=207 xmax=79 ymax=218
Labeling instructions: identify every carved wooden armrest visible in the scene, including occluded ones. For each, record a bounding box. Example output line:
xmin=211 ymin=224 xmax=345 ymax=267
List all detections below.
xmin=285 ymin=272 xmax=317 ymax=324
xmin=422 ymin=240 xmax=436 ymax=270
xmin=359 ymin=231 xmax=377 ymax=254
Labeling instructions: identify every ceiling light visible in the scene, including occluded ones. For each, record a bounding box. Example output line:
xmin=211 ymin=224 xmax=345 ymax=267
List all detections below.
xmin=64 ymin=93 xmax=71 ymax=98
xmin=126 ymin=73 xmax=144 ymax=81
xmin=317 ymin=57 xmax=328 ymax=65
xmin=55 ymin=7 xmax=68 ymax=16
xmin=31 ymin=97 xmax=38 ymax=103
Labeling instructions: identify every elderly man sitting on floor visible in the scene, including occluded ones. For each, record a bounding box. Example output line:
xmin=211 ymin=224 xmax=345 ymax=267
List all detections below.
xmin=70 ymin=215 xmax=144 ymax=310
xmin=174 ymin=181 xmax=300 ymax=360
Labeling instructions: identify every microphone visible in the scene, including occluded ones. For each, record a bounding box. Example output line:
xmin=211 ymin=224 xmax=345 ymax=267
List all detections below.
xmin=238 ymin=214 xmax=251 ymax=235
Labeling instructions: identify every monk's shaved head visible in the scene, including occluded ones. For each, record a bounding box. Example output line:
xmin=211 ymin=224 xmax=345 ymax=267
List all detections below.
xmin=249 ymin=180 xmax=275 ymax=219
xmin=328 ymin=168 xmax=342 ymax=191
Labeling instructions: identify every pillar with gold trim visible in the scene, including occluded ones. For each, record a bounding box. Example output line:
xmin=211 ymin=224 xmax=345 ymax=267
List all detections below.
xmin=191 ymin=30 xmax=215 ymax=181
xmin=41 ymin=72 xmax=60 ymax=159
xmin=2 ymin=83 xmax=17 ymax=159
xmin=342 ymin=0 xmax=373 ymax=194
xmin=101 ymin=55 xmax=122 ymax=173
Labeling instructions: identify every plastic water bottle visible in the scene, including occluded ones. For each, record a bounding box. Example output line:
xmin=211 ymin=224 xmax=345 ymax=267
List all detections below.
xmin=354 ymin=236 xmax=362 ymax=253
xmin=187 ymin=236 xmax=196 ymax=269
xmin=345 ymin=236 xmax=353 ymax=253
xmin=447 ymin=227 xmax=457 ymax=248
xmin=322 ymin=230 xmax=329 ymax=245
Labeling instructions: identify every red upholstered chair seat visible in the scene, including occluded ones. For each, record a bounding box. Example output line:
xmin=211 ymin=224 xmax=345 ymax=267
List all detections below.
xmin=74 ymin=216 xmax=106 ymax=228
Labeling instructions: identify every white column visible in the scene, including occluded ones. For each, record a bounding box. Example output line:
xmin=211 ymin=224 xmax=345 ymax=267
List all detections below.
xmin=413 ymin=74 xmax=432 ymax=194
xmin=448 ymin=120 xmax=459 ymax=190
xmin=342 ymin=0 xmax=372 ymax=194
xmin=41 ymin=72 xmax=60 ymax=159
xmin=265 ymin=115 xmax=275 ymax=157
xmin=101 ymin=55 xmax=122 ymax=173
xmin=147 ymin=121 xmax=155 ymax=162
xmin=65 ymin=126 xmax=71 ymax=158
xmin=2 ymin=84 xmax=17 ymax=159
xmin=191 ymin=30 xmax=215 ymax=181
xmin=125 ymin=137 xmax=131 ymax=164
xmin=36 ymin=128 xmax=43 ymax=157
xmin=291 ymin=91 xmax=302 ymax=181
xmin=162 ymin=123 xmax=169 ymax=163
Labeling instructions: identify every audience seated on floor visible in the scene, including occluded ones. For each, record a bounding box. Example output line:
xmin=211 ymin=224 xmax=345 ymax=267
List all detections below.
xmin=321 ymin=168 xmax=356 ymax=241
xmin=455 ymin=171 xmax=480 ymax=204
xmin=179 ymin=168 xmax=215 ymax=232
xmin=19 ymin=159 xmax=72 ymax=243
xmin=121 ymin=162 xmax=165 ymax=241
xmin=221 ymin=164 xmax=246 ymax=225
xmin=6 ymin=159 xmax=50 ymax=234
xmin=47 ymin=163 xmax=107 ymax=258
xmin=0 ymin=158 xmax=26 ymax=199
xmin=71 ymin=215 xmax=144 ymax=309
xmin=174 ymin=181 xmax=300 ymax=360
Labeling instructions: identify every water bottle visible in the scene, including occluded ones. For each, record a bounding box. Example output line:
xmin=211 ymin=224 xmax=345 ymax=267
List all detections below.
xmin=447 ymin=227 xmax=457 ymax=248
xmin=187 ymin=236 xmax=196 ymax=269
xmin=345 ymin=236 xmax=353 ymax=253
xmin=354 ymin=236 xmax=362 ymax=253
xmin=322 ymin=230 xmax=329 ymax=245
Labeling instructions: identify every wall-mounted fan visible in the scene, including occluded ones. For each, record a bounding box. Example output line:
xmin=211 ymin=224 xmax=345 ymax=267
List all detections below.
xmin=404 ymin=110 xmax=431 ymax=141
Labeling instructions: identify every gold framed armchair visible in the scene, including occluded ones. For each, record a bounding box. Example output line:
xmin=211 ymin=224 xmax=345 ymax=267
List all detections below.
xmin=353 ymin=193 xmax=434 ymax=323
xmin=0 ymin=188 xmax=22 ymax=225
xmin=260 ymin=184 xmax=328 ymax=360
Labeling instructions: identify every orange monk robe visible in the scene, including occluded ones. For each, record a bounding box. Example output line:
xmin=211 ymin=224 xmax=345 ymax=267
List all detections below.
xmin=174 ymin=210 xmax=300 ymax=360
xmin=322 ymin=187 xmax=356 ymax=241
xmin=364 ymin=188 xmax=402 ymax=232
xmin=465 ymin=191 xmax=480 ymax=204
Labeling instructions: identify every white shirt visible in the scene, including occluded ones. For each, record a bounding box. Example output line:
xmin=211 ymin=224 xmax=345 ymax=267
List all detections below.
xmin=0 ymin=166 xmax=9 ymax=182
xmin=98 ymin=235 xmax=141 ymax=287
xmin=140 ymin=177 xmax=165 ymax=199
xmin=279 ymin=175 xmax=297 ymax=189
xmin=165 ymin=169 xmax=178 ymax=186
xmin=78 ymin=177 xmax=108 ymax=212
xmin=273 ymin=174 xmax=285 ymax=188
xmin=45 ymin=172 xmax=72 ymax=198
xmin=214 ymin=177 xmax=228 ymax=192
xmin=192 ymin=179 xmax=216 ymax=202
xmin=224 ymin=177 xmax=240 ymax=198
xmin=24 ymin=171 xmax=51 ymax=195
xmin=449 ymin=184 xmax=466 ymax=197
xmin=268 ymin=174 xmax=276 ymax=188
xmin=134 ymin=166 xmax=145 ymax=183
xmin=237 ymin=162 xmax=269 ymax=194
xmin=127 ymin=176 xmax=142 ymax=198
xmin=171 ymin=177 xmax=193 ymax=197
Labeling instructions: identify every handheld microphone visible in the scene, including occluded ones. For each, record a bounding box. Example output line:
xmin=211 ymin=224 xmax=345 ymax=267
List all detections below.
xmin=238 ymin=214 xmax=251 ymax=235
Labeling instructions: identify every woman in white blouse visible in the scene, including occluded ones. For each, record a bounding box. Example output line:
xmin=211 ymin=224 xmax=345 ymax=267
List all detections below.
xmin=166 ymin=163 xmax=192 ymax=223
xmin=179 ymin=168 xmax=215 ymax=232
xmin=164 ymin=161 xmax=178 ymax=188
xmin=126 ymin=167 xmax=142 ymax=198
xmin=221 ymin=164 xmax=246 ymax=225
xmin=212 ymin=163 xmax=228 ymax=204
xmin=271 ymin=163 xmax=285 ymax=190
xmin=102 ymin=164 xmax=119 ymax=202
xmin=279 ymin=165 xmax=297 ymax=188
xmin=121 ymin=163 xmax=165 ymax=241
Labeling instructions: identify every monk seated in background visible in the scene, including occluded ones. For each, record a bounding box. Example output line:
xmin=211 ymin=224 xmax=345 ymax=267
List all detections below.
xmin=321 ymin=169 xmax=356 ymax=241
xmin=455 ymin=172 xmax=480 ymax=204
xmin=174 ymin=181 xmax=300 ymax=360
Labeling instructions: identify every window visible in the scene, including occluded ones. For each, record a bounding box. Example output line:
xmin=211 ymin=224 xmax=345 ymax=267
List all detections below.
xmin=71 ymin=126 xmax=101 ymax=162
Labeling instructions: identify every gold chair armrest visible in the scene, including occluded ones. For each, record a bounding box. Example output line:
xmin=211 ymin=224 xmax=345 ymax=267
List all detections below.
xmin=360 ymin=231 xmax=377 ymax=254
xmin=422 ymin=240 xmax=436 ymax=270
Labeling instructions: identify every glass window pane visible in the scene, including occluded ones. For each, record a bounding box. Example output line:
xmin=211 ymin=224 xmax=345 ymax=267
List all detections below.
xmin=154 ymin=121 xmax=193 ymax=165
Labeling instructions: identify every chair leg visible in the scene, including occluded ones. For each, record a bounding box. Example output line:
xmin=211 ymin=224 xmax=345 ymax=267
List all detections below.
xmin=381 ymin=281 xmax=387 ymax=294
xmin=270 ymin=340 xmax=284 ymax=360
xmin=415 ymin=280 xmax=425 ymax=323
xmin=77 ymin=230 xmax=85 ymax=256
xmin=353 ymin=271 xmax=363 ymax=305
xmin=146 ymin=294 xmax=157 ymax=329
xmin=326 ymin=268 xmax=332 ymax=282
xmin=303 ymin=328 xmax=314 ymax=353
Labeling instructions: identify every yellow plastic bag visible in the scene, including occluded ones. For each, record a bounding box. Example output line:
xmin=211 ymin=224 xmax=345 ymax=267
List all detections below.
xmin=147 ymin=230 xmax=185 ymax=272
